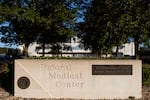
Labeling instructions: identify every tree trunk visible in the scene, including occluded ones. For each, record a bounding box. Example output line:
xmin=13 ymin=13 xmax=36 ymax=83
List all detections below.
xmin=23 ymin=43 xmax=29 ymax=58
xmin=57 ymin=44 xmax=60 ymax=57
xmin=116 ymin=45 xmax=119 ymax=57
xmin=42 ymin=41 xmax=45 ymax=57
xmin=97 ymin=49 xmax=102 ymax=59
xmin=134 ymin=40 xmax=139 ymax=59
xmin=100 ymin=49 xmax=102 ymax=58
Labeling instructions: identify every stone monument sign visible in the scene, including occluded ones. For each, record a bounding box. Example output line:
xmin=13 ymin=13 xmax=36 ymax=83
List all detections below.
xmin=15 ymin=59 xmax=142 ymax=99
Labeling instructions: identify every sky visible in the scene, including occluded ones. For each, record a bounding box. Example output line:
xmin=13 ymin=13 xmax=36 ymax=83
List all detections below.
xmin=0 ymin=42 xmax=18 ymax=49
xmin=0 ymin=22 xmax=18 ymax=49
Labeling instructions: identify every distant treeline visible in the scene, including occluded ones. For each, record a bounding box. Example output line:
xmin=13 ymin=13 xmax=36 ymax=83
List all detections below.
xmin=140 ymin=49 xmax=150 ymax=64
xmin=0 ymin=48 xmax=21 ymax=57
xmin=0 ymin=48 xmax=8 ymax=54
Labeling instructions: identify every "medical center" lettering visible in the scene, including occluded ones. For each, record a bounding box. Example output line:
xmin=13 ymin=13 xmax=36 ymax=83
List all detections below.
xmin=40 ymin=63 xmax=84 ymax=88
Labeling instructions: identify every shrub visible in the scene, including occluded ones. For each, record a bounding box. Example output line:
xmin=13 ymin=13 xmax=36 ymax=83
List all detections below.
xmin=142 ymin=64 xmax=150 ymax=86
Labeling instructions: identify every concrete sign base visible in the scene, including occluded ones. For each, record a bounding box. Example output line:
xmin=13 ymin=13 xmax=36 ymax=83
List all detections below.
xmin=15 ymin=60 xmax=142 ymax=99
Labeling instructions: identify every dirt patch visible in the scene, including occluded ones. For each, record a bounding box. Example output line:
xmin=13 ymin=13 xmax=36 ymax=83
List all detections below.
xmin=0 ymin=87 xmax=150 ymax=100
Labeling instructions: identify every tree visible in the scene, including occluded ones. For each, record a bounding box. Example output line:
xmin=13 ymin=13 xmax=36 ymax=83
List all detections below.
xmin=104 ymin=0 xmax=128 ymax=57
xmin=78 ymin=0 xmax=126 ymax=57
xmin=79 ymin=0 xmax=150 ymax=59
xmin=36 ymin=0 xmax=77 ymax=56
xmin=0 ymin=0 xmax=78 ymax=57
xmin=119 ymin=0 xmax=150 ymax=59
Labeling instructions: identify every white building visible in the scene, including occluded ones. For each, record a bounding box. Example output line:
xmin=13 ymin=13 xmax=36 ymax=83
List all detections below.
xmin=26 ymin=36 xmax=91 ymax=57
xmin=113 ymin=42 xmax=135 ymax=57
xmin=18 ymin=37 xmax=135 ymax=57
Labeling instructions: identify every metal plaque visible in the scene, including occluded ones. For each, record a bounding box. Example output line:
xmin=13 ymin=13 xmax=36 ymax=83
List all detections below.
xmin=17 ymin=76 xmax=30 ymax=89
xmin=92 ymin=65 xmax=132 ymax=75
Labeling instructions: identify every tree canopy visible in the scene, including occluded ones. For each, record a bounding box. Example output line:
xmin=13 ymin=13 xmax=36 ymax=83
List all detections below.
xmin=118 ymin=0 xmax=150 ymax=59
xmin=78 ymin=0 xmax=126 ymax=57
xmin=0 ymin=0 xmax=150 ymax=58
xmin=0 ymin=0 xmax=78 ymax=57
xmin=78 ymin=0 xmax=150 ymax=59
